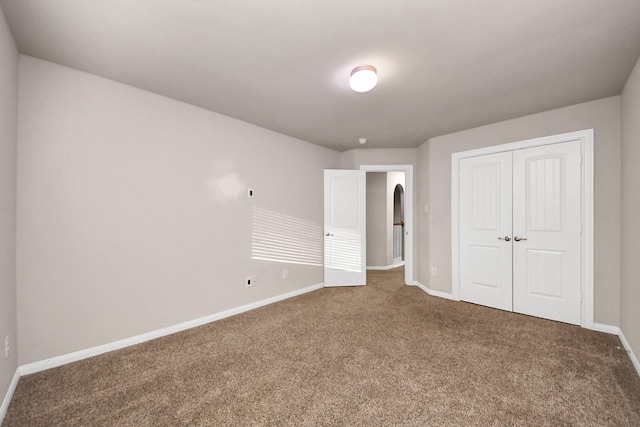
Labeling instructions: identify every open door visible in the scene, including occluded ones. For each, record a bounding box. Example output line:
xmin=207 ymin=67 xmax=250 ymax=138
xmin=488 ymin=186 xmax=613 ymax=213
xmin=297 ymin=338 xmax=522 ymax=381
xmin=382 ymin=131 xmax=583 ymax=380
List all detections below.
xmin=324 ymin=170 xmax=366 ymax=287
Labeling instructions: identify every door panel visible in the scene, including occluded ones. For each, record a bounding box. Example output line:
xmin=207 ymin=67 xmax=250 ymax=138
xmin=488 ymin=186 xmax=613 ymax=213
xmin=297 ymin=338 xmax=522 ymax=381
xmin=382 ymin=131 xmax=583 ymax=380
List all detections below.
xmin=512 ymin=141 xmax=582 ymax=325
xmin=324 ymin=170 xmax=366 ymax=287
xmin=459 ymin=152 xmax=513 ymax=311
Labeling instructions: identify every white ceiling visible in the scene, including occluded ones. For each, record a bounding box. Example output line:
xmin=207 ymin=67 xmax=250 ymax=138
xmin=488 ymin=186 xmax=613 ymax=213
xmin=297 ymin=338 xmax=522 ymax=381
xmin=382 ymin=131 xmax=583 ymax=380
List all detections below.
xmin=2 ymin=0 xmax=640 ymax=151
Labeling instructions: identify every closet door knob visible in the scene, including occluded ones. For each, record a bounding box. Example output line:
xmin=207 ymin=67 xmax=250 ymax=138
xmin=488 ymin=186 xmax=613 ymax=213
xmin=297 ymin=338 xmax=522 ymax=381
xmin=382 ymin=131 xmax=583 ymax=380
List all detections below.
xmin=514 ymin=236 xmax=527 ymax=241
xmin=498 ymin=235 xmax=511 ymax=242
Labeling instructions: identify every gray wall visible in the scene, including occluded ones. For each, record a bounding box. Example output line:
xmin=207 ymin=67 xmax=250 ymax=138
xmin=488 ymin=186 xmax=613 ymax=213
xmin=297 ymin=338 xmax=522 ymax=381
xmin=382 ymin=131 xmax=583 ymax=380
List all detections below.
xmin=423 ymin=96 xmax=622 ymax=326
xmin=386 ymin=172 xmax=405 ymax=264
xmin=6 ymin=44 xmax=638 ymax=376
xmin=621 ymin=56 xmax=640 ymax=361
xmin=341 ymin=148 xmax=418 ymax=170
xmin=416 ymin=142 xmax=430 ymax=285
xmin=16 ymin=56 xmax=341 ymax=364
xmin=366 ymin=173 xmax=387 ymax=267
xmin=0 ymin=3 xmax=18 ymax=407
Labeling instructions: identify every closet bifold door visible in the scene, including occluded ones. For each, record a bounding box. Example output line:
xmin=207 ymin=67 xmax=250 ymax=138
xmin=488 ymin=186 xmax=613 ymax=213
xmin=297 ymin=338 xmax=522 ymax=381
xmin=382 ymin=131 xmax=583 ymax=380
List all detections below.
xmin=512 ymin=141 xmax=582 ymax=325
xmin=459 ymin=151 xmax=513 ymax=311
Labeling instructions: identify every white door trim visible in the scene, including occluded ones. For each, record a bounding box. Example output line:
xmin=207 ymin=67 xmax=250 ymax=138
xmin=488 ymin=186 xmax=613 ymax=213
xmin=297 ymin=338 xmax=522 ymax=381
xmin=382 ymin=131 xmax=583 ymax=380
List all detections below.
xmin=360 ymin=165 xmax=414 ymax=286
xmin=451 ymin=129 xmax=594 ymax=328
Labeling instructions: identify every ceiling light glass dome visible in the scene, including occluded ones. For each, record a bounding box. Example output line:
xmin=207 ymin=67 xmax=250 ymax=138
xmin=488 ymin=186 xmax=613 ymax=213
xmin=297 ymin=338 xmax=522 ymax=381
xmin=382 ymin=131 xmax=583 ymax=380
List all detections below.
xmin=349 ymin=65 xmax=377 ymax=92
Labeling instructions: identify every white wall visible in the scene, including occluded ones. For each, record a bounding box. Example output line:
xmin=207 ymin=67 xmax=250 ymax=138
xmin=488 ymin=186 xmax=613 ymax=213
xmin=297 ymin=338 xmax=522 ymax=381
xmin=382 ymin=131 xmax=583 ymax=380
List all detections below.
xmin=423 ymin=96 xmax=622 ymax=326
xmin=16 ymin=56 xmax=341 ymax=364
xmin=621 ymin=56 xmax=640 ymax=361
xmin=0 ymin=3 xmax=18 ymax=409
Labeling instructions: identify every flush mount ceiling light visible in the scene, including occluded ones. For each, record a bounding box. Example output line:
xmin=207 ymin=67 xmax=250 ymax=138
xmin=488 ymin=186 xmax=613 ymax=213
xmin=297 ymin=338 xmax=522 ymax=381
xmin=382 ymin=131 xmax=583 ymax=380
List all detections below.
xmin=358 ymin=137 xmax=368 ymax=145
xmin=349 ymin=65 xmax=377 ymax=92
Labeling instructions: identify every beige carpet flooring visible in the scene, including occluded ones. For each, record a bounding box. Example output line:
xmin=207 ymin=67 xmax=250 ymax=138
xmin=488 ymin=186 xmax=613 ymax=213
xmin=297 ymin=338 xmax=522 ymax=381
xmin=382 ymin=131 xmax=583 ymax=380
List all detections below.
xmin=3 ymin=267 xmax=640 ymax=426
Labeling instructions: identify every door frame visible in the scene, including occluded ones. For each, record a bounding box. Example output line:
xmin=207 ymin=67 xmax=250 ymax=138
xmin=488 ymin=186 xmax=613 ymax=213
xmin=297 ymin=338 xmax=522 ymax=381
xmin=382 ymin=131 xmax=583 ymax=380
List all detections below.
xmin=451 ymin=129 xmax=594 ymax=328
xmin=360 ymin=165 xmax=414 ymax=286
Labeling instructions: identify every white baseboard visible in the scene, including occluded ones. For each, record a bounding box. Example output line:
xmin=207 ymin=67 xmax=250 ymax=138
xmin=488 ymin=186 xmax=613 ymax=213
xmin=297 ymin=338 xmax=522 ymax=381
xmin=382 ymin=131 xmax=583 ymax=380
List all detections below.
xmin=0 ymin=368 xmax=21 ymax=425
xmin=590 ymin=323 xmax=620 ymax=335
xmin=367 ymin=262 xmax=404 ymax=271
xmin=585 ymin=323 xmax=640 ymax=378
xmin=20 ymin=283 xmax=324 ymax=376
xmin=9 ymin=279 xmax=639 ymax=416
xmin=618 ymin=329 xmax=640 ymax=378
xmin=413 ymin=281 xmax=458 ymax=301
xmin=408 ymin=289 xmax=639 ymax=378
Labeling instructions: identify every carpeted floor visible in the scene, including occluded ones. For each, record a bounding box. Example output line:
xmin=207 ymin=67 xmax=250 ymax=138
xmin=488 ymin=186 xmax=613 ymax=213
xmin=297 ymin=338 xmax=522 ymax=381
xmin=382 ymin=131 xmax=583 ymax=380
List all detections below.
xmin=4 ymin=267 xmax=640 ymax=426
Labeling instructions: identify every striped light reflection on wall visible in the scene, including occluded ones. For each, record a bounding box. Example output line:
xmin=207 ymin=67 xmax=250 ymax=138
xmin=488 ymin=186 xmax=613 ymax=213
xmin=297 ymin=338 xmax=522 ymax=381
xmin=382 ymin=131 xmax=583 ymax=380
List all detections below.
xmin=251 ymin=207 xmax=323 ymax=266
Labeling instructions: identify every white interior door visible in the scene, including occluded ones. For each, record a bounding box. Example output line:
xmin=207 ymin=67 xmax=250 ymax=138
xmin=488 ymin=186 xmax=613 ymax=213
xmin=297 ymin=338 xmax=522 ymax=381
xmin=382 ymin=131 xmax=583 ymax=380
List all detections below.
xmin=512 ymin=141 xmax=582 ymax=325
xmin=459 ymin=152 xmax=513 ymax=311
xmin=324 ymin=170 xmax=366 ymax=287
xmin=458 ymin=141 xmax=583 ymax=325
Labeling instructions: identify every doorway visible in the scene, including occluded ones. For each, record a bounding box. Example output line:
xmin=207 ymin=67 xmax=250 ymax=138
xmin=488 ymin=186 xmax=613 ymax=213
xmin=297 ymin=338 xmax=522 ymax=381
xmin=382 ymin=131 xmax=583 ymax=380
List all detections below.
xmin=360 ymin=165 xmax=414 ymax=286
xmin=365 ymin=172 xmax=405 ymax=271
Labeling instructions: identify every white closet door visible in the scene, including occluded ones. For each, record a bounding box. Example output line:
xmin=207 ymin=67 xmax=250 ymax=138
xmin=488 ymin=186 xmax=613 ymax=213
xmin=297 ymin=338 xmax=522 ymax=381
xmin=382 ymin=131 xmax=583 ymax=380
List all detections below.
xmin=459 ymin=152 xmax=513 ymax=311
xmin=512 ymin=141 xmax=582 ymax=325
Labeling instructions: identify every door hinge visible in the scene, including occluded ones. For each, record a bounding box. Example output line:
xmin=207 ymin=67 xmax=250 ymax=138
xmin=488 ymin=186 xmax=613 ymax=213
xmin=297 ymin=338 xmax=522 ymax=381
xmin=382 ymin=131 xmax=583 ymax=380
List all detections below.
xmin=580 ymin=292 xmax=583 ymax=303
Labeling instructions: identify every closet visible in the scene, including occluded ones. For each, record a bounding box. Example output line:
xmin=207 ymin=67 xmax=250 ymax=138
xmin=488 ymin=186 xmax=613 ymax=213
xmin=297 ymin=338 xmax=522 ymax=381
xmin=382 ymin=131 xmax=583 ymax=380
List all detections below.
xmin=458 ymin=140 xmax=583 ymax=325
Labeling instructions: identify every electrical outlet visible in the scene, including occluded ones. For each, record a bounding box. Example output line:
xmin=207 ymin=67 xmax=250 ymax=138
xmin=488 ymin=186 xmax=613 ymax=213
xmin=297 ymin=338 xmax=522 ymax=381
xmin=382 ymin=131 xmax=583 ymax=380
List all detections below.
xmin=246 ymin=276 xmax=258 ymax=287
xmin=4 ymin=335 xmax=9 ymax=359
xmin=282 ymin=269 xmax=289 ymax=279
xmin=247 ymin=188 xmax=255 ymax=198
xmin=431 ymin=267 xmax=438 ymax=277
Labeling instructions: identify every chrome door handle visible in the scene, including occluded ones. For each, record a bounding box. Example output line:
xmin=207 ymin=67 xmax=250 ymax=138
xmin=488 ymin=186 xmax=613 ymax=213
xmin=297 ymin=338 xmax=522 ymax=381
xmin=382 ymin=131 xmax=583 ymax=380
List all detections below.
xmin=325 ymin=232 xmax=334 ymax=237
xmin=498 ymin=235 xmax=511 ymax=241
xmin=514 ymin=236 xmax=527 ymax=241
